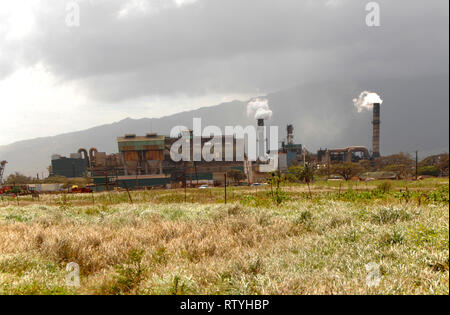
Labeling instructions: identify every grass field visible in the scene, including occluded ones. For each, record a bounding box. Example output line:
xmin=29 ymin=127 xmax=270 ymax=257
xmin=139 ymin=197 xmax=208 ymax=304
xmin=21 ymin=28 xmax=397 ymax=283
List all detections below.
xmin=0 ymin=178 xmax=448 ymax=295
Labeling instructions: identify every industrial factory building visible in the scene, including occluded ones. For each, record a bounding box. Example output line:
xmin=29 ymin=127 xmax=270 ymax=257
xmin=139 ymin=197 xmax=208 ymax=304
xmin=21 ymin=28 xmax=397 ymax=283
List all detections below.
xmin=75 ymin=132 xmax=250 ymax=191
xmin=283 ymin=125 xmax=303 ymax=166
xmin=51 ymin=154 xmax=87 ymax=178
xmin=317 ymin=147 xmax=370 ymax=164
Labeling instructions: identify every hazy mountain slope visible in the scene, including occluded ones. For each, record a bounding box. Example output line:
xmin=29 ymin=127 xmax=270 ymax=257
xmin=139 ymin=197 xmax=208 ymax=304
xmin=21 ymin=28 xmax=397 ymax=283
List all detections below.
xmin=1 ymin=76 xmax=448 ymax=177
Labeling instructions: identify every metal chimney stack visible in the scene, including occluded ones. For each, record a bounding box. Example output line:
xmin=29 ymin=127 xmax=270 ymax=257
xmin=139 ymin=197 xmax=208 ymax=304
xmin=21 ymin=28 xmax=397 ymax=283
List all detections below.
xmin=257 ymin=119 xmax=266 ymax=160
xmin=372 ymin=103 xmax=381 ymax=158
xmin=287 ymin=124 xmax=294 ymax=145
xmin=257 ymin=119 xmax=264 ymax=127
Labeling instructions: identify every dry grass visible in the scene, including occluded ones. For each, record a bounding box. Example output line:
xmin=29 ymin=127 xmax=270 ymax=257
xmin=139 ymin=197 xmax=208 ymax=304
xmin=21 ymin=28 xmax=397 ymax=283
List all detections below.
xmin=0 ymin=181 xmax=448 ymax=295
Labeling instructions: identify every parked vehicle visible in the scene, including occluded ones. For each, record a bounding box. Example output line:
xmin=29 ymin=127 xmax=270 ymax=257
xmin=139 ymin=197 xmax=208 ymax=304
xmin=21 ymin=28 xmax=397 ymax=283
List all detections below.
xmin=0 ymin=185 xmax=28 ymax=195
xmin=71 ymin=185 xmax=93 ymax=193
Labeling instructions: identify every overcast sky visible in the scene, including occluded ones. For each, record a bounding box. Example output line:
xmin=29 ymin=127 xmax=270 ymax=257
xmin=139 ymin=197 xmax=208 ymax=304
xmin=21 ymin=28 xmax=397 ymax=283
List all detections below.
xmin=0 ymin=0 xmax=448 ymax=145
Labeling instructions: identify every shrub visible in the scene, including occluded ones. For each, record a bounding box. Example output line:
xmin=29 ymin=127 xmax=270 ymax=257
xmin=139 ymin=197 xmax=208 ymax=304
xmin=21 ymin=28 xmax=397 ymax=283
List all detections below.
xmin=371 ymin=207 xmax=410 ymax=225
xmin=291 ymin=210 xmax=314 ymax=233
xmin=376 ymin=182 xmax=392 ymax=194
xmin=381 ymin=228 xmax=405 ymax=245
xmin=418 ymin=166 xmax=440 ymax=177
xmin=151 ymin=246 xmax=168 ymax=265
xmin=298 ymin=210 xmax=313 ymax=224
xmin=227 ymin=204 xmax=243 ymax=216
xmin=111 ymin=249 xmax=146 ymax=294
xmin=170 ymin=276 xmax=187 ymax=295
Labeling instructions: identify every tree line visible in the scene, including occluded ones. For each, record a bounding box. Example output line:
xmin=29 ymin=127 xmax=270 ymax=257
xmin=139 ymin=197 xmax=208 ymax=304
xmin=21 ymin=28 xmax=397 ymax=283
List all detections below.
xmin=2 ymin=153 xmax=448 ymax=186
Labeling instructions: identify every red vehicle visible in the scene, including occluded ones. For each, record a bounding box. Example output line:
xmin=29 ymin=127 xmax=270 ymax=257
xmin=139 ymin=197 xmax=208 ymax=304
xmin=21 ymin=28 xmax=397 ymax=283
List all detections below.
xmin=70 ymin=185 xmax=93 ymax=194
xmin=0 ymin=185 xmax=24 ymax=195
xmin=0 ymin=186 xmax=9 ymax=194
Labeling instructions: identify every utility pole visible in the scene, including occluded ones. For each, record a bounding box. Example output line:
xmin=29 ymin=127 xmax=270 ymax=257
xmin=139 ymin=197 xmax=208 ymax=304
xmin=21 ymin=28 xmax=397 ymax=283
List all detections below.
xmin=123 ymin=181 xmax=133 ymax=204
xmin=224 ymin=173 xmax=227 ymax=204
xmin=184 ymin=168 xmax=187 ymax=203
xmin=193 ymin=161 xmax=199 ymax=186
xmin=303 ymin=146 xmax=307 ymax=167
xmin=415 ymin=151 xmax=419 ymax=180
xmin=114 ymin=168 xmax=119 ymax=190
xmin=105 ymin=171 xmax=109 ymax=191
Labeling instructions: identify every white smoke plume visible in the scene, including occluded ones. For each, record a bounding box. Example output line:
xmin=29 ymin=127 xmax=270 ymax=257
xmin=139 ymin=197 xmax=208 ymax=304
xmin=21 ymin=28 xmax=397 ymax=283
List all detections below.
xmin=353 ymin=91 xmax=383 ymax=113
xmin=247 ymin=98 xmax=273 ymax=120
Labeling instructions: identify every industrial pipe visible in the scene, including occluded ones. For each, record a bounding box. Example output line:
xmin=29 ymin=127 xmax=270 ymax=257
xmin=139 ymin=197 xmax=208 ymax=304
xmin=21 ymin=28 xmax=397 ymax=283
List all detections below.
xmin=78 ymin=148 xmax=90 ymax=167
xmin=89 ymin=148 xmax=98 ymax=167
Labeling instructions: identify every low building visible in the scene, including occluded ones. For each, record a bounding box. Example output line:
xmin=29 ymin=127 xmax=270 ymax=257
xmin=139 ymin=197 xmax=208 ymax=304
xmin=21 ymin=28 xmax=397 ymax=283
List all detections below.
xmin=28 ymin=183 xmax=64 ymax=193
xmin=359 ymin=172 xmax=398 ymax=181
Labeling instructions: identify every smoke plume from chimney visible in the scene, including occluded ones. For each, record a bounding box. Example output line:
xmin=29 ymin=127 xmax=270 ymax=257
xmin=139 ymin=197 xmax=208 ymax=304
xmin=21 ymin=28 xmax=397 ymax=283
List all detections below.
xmin=353 ymin=91 xmax=383 ymax=158
xmin=247 ymin=98 xmax=273 ymax=120
xmin=353 ymin=91 xmax=383 ymax=113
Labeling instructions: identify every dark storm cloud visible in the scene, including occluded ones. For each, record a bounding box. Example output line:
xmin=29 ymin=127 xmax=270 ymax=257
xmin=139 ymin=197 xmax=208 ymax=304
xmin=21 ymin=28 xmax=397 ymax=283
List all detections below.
xmin=1 ymin=0 xmax=447 ymax=102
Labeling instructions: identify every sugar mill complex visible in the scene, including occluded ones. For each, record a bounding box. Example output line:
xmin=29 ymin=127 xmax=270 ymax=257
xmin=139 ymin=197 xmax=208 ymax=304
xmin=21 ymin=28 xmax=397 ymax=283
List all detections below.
xmin=49 ymin=102 xmax=382 ymax=190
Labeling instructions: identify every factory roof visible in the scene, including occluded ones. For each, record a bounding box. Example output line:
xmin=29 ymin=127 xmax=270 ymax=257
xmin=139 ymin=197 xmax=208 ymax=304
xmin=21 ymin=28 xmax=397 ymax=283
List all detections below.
xmin=117 ymin=134 xmax=165 ymax=142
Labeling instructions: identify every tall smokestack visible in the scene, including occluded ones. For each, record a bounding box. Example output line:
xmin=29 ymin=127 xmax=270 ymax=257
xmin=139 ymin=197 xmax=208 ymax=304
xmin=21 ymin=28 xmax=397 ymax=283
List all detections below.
xmin=257 ymin=119 xmax=265 ymax=159
xmin=372 ymin=103 xmax=381 ymax=158
xmin=353 ymin=91 xmax=383 ymax=158
xmin=287 ymin=124 xmax=294 ymax=145
xmin=248 ymin=98 xmax=272 ymax=161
